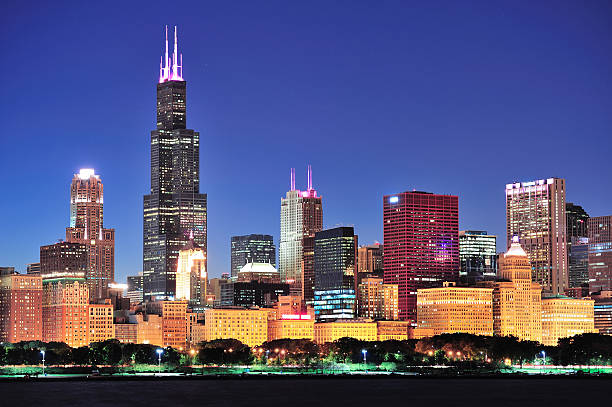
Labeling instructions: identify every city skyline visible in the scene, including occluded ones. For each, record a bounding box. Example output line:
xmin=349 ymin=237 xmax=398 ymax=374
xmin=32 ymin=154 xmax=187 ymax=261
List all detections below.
xmin=2 ymin=1 xmax=612 ymax=284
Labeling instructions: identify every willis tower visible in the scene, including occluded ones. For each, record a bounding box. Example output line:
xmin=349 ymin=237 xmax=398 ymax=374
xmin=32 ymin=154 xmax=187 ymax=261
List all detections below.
xmin=144 ymin=26 xmax=207 ymax=301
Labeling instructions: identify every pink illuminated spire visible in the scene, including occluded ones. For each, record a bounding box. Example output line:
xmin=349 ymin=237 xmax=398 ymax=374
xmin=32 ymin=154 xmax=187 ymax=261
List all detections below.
xmin=159 ymin=25 xmax=184 ymax=83
xmin=290 ymin=168 xmax=296 ymax=191
xmin=307 ymin=165 xmax=312 ymax=190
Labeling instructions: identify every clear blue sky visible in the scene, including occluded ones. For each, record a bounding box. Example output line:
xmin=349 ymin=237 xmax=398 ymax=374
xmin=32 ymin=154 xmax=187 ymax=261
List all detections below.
xmin=1 ymin=1 xmax=611 ymax=282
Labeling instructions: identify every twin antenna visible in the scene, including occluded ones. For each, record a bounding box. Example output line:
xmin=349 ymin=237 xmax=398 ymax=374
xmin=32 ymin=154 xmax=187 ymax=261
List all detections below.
xmin=159 ymin=25 xmax=184 ymax=83
xmin=290 ymin=165 xmax=314 ymax=191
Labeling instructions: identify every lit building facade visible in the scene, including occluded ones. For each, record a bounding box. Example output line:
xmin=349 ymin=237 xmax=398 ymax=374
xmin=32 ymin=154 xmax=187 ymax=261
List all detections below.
xmin=594 ymin=295 xmax=612 ymax=335
xmin=0 ymin=272 xmax=43 ymax=343
xmin=459 ymin=231 xmax=497 ymax=283
xmin=65 ymin=169 xmax=115 ymax=301
xmin=566 ymin=203 xmax=590 ymax=288
xmin=417 ymin=282 xmax=493 ymax=336
xmin=220 ymin=280 xmax=290 ymax=308
xmin=279 ymin=166 xmax=322 ymax=300
xmin=176 ymin=239 xmax=207 ymax=304
xmin=268 ymin=317 xmax=314 ymax=341
xmin=505 ymin=178 xmax=568 ymax=295
xmin=383 ymin=191 xmax=459 ymax=322
xmin=357 ymin=277 xmax=398 ymax=320
xmin=204 ymin=308 xmax=269 ymax=347
xmin=313 ymin=227 xmax=358 ymax=321
xmin=115 ymin=323 xmax=138 ymax=344
xmin=161 ymin=300 xmax=188 ymax=348
xmin=88 ymin=299 xmax=114 ymax=343
xmin=541 ymin=296 xmax=596 ymax=346
xmin=42 ymin=278 xmax=90 ymax=347
xmin=357 ymin=243 xmax=383 ymax=277
xmin=376 ymin=320 xmax=411 ymax=341
xmin=313 ymin=320 xmax=377 ymax=344
xmin=126 ymin=273 xmax=144 ymax=305
xmin=588 ymin=215 xmax=612 ymax=294
xmin=230 ymin=234 xmax=276 ymax=278
xmin=493 ymin=238 xmax=542 ymax=342
xmin=144 ymin=27 xmax=207 ymax=301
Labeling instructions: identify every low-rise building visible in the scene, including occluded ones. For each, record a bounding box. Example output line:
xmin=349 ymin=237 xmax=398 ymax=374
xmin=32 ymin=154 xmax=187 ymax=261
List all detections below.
xmin=88 ymin=299 xmax=114 ymax=343
xmin=313 ymin=319 xmax=377 ymax=344
xmin=0 ymin=272 xmax=42 ymax=343
xmin=376 ymin=320 xmax=411 ymax=341
xmin=268 ymin=316 xmax=314 ymax=341
xmin=115 ymin=323 xmax=138 ymax=344
xmin=541 ymin=296 xmax=596 ymax=346
xmin=204 ymin=308 xmax=269 ymax=347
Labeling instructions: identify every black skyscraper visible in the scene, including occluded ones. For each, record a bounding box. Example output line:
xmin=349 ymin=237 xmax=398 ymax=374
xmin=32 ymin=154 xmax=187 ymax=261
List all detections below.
xmin=143 ymin=27 xmax=207 ymax=300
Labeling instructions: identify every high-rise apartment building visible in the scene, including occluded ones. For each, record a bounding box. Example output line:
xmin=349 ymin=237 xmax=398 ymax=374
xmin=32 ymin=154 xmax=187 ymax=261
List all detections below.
xmin=566 ymin=203 xmax=590 ymax=288
xmin=313 ymin=227 xmax=358 ymax=321
xmin=0 ymin=272 xmax=43 ymax=342
xmin=493 ymin=237 xmax=542 ymax=342
xmin=357 ymin=277 xmax=398 ymax=320
xmin=176 ymin=238 xmax=207 ymax=304
xmin=144 ymin=26 xmax=207 ymax=301
xmin=459 ymin=231 xmax=497 ymax=283
xmin=230 ymin=234 xmax=276 ymax=278
xmin=279 ymin=166 xmax=322 ymax=300
xmin=65 ymin=169 xmax=115 ymax=300
xmin=383 ymin=191 xmax=459 ymax=322
xmin=416 ymin=282 xmax=494 ymax=336
xmin=505 ymin=178 xmax=568 ymax=294
xmin=588 ymin=216 xmax=612 ymax=293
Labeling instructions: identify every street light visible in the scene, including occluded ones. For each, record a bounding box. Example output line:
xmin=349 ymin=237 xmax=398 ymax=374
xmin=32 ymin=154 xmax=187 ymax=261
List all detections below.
xmin=40 ymin=350 xmax=45 ymax=376
xmin=541 ymin=350 xmax=546 ymax=365
xmin=156 ymin=349 xmax=164 ymax=374
xmin=361 ymin=349 xmax=368 ymax=372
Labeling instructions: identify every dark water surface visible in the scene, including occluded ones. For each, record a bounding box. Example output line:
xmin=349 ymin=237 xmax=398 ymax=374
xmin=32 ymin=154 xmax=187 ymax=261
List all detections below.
xmin=1 ymin=377 xmax=610 ymax=406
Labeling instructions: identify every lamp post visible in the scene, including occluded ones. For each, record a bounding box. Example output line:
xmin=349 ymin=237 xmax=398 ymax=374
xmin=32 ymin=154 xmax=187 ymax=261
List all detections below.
xmin=40 ymin=350 xmax=45 ymax=376
xmin=541 ymin=350 xmax=546 ymax=366
xmin=156 ymin=349 xmax=164 ymax=374
xmin=362 ymin=349 xmax=367 ymax=372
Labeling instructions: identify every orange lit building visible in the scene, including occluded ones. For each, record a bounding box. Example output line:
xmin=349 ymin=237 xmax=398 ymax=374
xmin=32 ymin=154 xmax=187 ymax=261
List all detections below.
xmin=136 ymin=314 xmax=163 ymax=346
xmin=376 ymin=320 xmax=411 ymax=341
xmin=494 ymin=238 xmax=542 ymax=342
xmin=541 ymin=296 xmax=596 ymax=346
xmin=204 ymin=308 xmax=269 ymax=346
xmin=0 ymin=272 xmax=42 ymax=342
xmin=176 ymin=240 xmax=207 ymax=304
xmin=42 ymin=278 xmax=90 ymax=347
xmin=357 ymin=277 xmax=399 ymax=320
xmin=160 ymin=301 xmax=188 ymax=348
xmin=87 ymin=299 xmax=114 ymax=344
xmin=268 ymin=316 xmax=314 ymax=341
xmin=416 ymin=282 xmax=493 ymax=336
xmin=115 ymin=323 xmax=138 ymax=344
xmin=313 ymin=319 xmax=377 ymax=344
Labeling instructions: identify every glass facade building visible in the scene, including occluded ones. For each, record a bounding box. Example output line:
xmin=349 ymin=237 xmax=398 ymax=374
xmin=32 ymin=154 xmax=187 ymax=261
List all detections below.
xmin=458 ymin=230 xmax=497 ymax=283
xmin=588 ymin=216 xmax=612 ymax=293
xmin=566 ymin=203 xmax=589 ymax=288
xmin=230 ymin=234 xmax=276 ymax=278
xmin=313 ymin=227 xmax=357 ymax=321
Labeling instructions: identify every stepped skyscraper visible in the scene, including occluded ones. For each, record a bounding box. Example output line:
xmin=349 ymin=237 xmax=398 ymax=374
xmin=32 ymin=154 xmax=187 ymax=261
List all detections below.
xmin=144 ymin=26 xmax=207 ymax=301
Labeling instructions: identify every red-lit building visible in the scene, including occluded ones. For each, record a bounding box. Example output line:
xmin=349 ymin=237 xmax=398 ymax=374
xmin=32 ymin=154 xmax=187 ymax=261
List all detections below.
xmin=383 ymin=191 xmax=459 ymax=322
xmin=0 ymin=271 xmax=43 ymax=342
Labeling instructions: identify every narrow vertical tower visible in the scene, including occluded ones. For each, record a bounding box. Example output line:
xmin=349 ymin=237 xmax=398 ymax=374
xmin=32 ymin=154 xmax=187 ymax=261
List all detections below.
xmin=144 ymin=26 xmax=207 ymax=301
xmin=66 ymin=169 xmax=115 ymax=300
xmin=279 ymin=165 xmax=323 ymax=302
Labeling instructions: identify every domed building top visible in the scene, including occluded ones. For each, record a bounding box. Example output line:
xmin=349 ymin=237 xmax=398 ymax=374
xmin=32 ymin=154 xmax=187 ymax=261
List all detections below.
xmin=237 ymin=262 xmax=280 ymax=283
xmin=505 ymin=236 xmax=527 ymax=258
xmin=239 ymin=262 xmax=278 ymax=274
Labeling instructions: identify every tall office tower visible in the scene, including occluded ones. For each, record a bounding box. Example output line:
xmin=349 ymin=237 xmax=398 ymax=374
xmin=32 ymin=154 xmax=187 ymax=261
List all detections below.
xmin=493 ymin=237 xmax=542 ymax=342
xmin=313 ymin=227 xmax=358 ymax=321
xmin=40 ymin=241 xmax=90 ymax=347
xmin=65 ymin=169 xmax=115 ymax=300
xmin=175 ymin=238 xmax=207 ymax=304
xmin=279 ymin=166 xmax=322 ymax=300
xmin=383 ymin=191 xmax=459 ymax=322
xmin=230 ymin=234 xmax=276 ymax=278
xmin=458 ymin=231 xmax=497 ymax=284
xmin=0 ymin=271 xmax=43 ymax=342
xmin=505 ymin=178 xmax=568 ymax=295
xmin=144 ymin=26 xmax=207 ymax=301
xmin=588 ymin=215 xmax=612 ymax=293
xmin=566 ymin=203 xmax=590 ymax=288
xmin=357 ymin=243 xmax=383 ymax=277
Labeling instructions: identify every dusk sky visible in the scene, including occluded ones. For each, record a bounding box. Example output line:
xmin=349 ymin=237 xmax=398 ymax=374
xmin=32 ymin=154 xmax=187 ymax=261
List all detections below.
xmin=1 ymin=1 xmax=611 ymax=283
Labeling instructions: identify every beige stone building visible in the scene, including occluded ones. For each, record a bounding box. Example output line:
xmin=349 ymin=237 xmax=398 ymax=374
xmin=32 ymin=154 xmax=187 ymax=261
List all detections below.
xmin=541 ymin=296 xmax=596 ymax=346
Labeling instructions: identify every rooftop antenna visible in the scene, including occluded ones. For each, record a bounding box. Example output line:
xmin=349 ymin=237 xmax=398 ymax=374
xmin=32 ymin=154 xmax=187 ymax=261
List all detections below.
xmin=307 ymin=165 xmax=312 ymax=190
xmin=290 ymin=168 xmax=295 ymax=191
xmin=172 ymin=26 xmax=178 ymax=79
xmin=164 ymin=25 xmax=169 ymax=79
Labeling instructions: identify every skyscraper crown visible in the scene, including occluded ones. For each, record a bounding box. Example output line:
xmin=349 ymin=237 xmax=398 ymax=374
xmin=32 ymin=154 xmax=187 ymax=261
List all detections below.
xmin=159 ymin=25 xmax=184 ymax=83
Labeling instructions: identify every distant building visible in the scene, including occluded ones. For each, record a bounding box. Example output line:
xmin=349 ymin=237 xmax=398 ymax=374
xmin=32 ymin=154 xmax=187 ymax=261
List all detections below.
xmin=357 ymin=243 xmax=383 ymax=277
xmin=417 ymin=282 xmax=493 ymax=336
xmin=237 ymin=262 xmax=281 ymax=283
xmin=208 ymin=276 xmax=230 ymax=307
xmin=592 ymin=291 xmax=612 ymax=335
xmin=230 ymin=234 xmax=276 ymax=278
xmin=357 ymin=277 xmax=398 ymax=320
xmin=313 ymin=319 xmax=377 ymax=344
xmin=566 ymin=203 xmax=590 ymax=288
xmin=376 ymin=320 xmax=411 ymax=341
xmin=176 ymin=239 xmax=207 ymax=304
xmin=126 ymin=273 xmax=144 ymax=305
xmin=146 ymin=300 xmax=188 ymax=349
xmin=383 ymin=191 xmax=459 ymax=322
xmin=220 ymin=280 xmax=290 ymax=308
xmin=566 ymin=203 xmax=589 ymax=240
xmin=458 ymin=231 xmax=497 ymax=283
xmin=65 ymin=169 xmax=115 ymax=301
xmin=26 ymin=263 xmax=40 ymax=275
xmin=88 ymin=299 xmax=114 ymax=344
xmin=493 ymin=237 xmax=542 ymax=342
xmin=541 ymin=296 xmax=596 ymax=346
xmin=279 ymin=166 xmax=323 ymax=300
xmin=313 ymin=227 xmax=358 ymax=321
xmin=588 ymin=215 xmax=612 ymax=294
xmin=0 ymin=272 xmax=43 ymax=342
xmin=40 ymin=241 xmax=88 ymax=281
xmin=42 ymin=278 xmax=90 ymax=347
xmin=506 ymin=178 xmax=568 ymax=295
xmin=268 ymin=317 xmax=314 ymax=341
xmin=204 ymin=308 xmax=270 ymax=347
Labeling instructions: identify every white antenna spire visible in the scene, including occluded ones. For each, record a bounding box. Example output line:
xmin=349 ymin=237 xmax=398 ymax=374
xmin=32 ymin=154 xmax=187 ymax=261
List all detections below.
xmin=290 ymin=168 xmax=295 ymax=191
xmin=307 ymin=165 xmax=312 ymax=190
